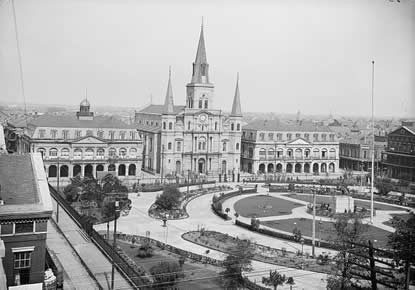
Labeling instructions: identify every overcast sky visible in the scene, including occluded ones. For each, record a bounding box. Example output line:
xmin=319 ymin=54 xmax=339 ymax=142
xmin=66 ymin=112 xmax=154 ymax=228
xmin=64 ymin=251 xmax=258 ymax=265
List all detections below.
xmin=0 ymin=0 xmax=414 ymax=117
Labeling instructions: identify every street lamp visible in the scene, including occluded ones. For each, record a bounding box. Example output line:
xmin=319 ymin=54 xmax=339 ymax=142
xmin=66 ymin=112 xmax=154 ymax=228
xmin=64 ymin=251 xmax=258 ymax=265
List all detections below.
xmin=111 ymin=200 xmax=120 ymax=290
xmin=300 ymin=237 xmax=304 ymax=256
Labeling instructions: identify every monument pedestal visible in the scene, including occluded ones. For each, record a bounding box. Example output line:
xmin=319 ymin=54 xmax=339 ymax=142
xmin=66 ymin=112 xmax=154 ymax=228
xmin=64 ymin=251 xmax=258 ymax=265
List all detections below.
xmin=334 ymin=195 xmax=354 ymax=213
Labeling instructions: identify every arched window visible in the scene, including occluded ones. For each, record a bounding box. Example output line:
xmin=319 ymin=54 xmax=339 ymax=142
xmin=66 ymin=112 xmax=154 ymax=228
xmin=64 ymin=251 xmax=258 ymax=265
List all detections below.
xmin=237 ymin=123 xmax=240 ymax=131
xmin=119 ymin=148 xmax=127 ymax=157
xmin=287 ymin=149 xmax=293 ymax=158
xmin=73 ymin=164 xmax=81 ymax=176
xmin=329 ymin=148 xmax=336 ymax=158
xmin=108 ymin=164 xmax=116 ymax=171
xmin=188 ymin=121 xmax=191 ymax=130
xmin=236 ymin=143 xmax=240 ymax=150
xmin=215 ymin=122 xmax=218 ymax=131
xmin=199 ymin=99 xmax=203 ymax=108
xmin=48 ymin=165 xmax=57 ymax=178
xmin=128 ymin=164 xmax=136 ymax=176
xmin=61 ymin=148 xmax=69 ymax=158
xmin=204 ymin=100 xmax=208 ymax=109
xmin=321 ymin=148 xmax=328 ymax=158
xmin=49 ymin=148 xmax=58 ymax=158
xmin=231 ymin=123 xmax=234 ymax=131
xmin=118 ymin=164 xmax=126 ymax=176
xmin=268 ymin=148 xmax=274 ymax=157
xmin=96 ymin=164 xmax=104 ymax=172
xmin=259 ymin=148 xmax=266 ymax=159
xmin=313 ymin=148 xmax=320 ymax=158
xmin=85 ymin=148 xmax=94 ymax=159
xmin=73 ymin=149 xmax=82 ymax=159
xmin=97 ymin=148 xmax=105 ymax=158
xmin=37 ymin=148 xmax=46 ymax=158
xmin=176 ymin=141 xmax=181 ymax=152
xmin=109 ymin=148 xmax=116 ymax=157
xmin=248 ymin=148 xmax=254 ymax=158
xmin=168 ymin=142 xmax=172 ymax=150
xmin=198 ymin=137 xmax=206 ymax=151
xmin=295 ymin=149 xmax=302 ymax=158
xmin=169 ymin=122 xmax=173 ymax=130
xmin=60 ymin=165 xmax=69 ymax=177
xmin=129 ymin=148 xmax=137 ymax=157
xmin=163 ymin=122 xmax=166 ymax=130
xmin=222 ymin=142 xmax=227 ymax=152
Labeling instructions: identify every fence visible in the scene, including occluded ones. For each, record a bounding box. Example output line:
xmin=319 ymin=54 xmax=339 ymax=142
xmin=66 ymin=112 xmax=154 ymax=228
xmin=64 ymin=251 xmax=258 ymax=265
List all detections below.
xmin=48 ymin=185 xmax=149 ymax=289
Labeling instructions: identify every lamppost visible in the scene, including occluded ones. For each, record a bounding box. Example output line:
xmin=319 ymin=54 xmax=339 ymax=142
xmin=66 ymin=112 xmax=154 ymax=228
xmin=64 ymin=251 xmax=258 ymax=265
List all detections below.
xmin=300 ymin=237 xmax=304 ymax=256
xmin=111 ymin=200 xmax=120 ymax=290
xmin=187 ymin=169 xmax=190 ymax=197
xmin=318 ymin=219 xmax=322 ymax=247
xmin=160 ymin=145 xmax=165 ymax=184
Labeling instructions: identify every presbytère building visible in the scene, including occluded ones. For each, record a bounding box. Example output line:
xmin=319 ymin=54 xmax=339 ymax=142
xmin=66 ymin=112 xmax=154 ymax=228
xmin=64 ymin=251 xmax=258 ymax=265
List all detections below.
xmin=0 ymin=153 xmax=52 ymax=288
xmin=382 ymin=125 xmax=415 ymax=182
xmin=241 ymin=120 xmax=340 ymax=177
xmin=135 ymin=24 xmax=242 ymax=178
xmin=6 ymin=100 xmax=143 ymax=187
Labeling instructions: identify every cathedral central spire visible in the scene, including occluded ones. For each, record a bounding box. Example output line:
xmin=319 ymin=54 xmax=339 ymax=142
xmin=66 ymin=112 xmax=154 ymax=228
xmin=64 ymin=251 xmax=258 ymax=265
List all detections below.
xmin=230 ymin=73 xmax=242 ymax=117
xmin=163 ymin=66 xmax=174 ymax=114
xmin=191 ymin=20 xmax=210 ymax=84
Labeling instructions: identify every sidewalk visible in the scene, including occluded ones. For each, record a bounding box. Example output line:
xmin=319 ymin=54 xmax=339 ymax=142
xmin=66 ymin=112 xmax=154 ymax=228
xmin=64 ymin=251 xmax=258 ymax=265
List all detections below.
xmin=51 ymin=198 xmax=131 ymax=290
xmin=47 ymin=220 xmax=99 ymax=290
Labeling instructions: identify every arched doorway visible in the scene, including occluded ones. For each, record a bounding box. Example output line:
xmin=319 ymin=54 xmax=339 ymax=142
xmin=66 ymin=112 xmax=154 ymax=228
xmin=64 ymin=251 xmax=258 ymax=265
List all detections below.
xmin=286 ymin=163 xmax=293 ymax=173
xmin=258 ymin=163 xmax=265 ymax=174
xmin=128 ymin=164 xmax=136 ymax=176
xmin=198 ymin=158 xmax=205 ymax=174
xmin=108 ymin=164 xmax=116 ymax=172
xmin=118 ymin=164 xmax=126 ymax=176
xmin=48 ymin=165 xmax=57 ymax=178
xmin=60 ymin=165 xmax=69 ymax=177
xmin=73 ymin=164 xmax=81 ymax=177
xmin=247 ymin=163 xmax=252 ymax=173
xmin=304 ymin=163 xmax=310 ymax=173
xmin=312 ymin=163 xmax=319 ymax=174
xmin=329 ymin=163 xmax=335 ymax=173
xmin=276 ymin=163 xmax=282 ymax=173
xmin=221 ymin=160 xmax=227 ymax=174
xmin=321 ymin=163 xmax=327 ymax=173
xmin=267 ymin=163 xmax=274 ymax=173
xmin=96 ymin=164 xmax=104 ymax=172
xmin=295 ymin=163 xmax=302 ymax=173
xmin=84 ymin=164 xmax=93 ymax=177
xmin=176 ymin=161 xmax=181 ymax=174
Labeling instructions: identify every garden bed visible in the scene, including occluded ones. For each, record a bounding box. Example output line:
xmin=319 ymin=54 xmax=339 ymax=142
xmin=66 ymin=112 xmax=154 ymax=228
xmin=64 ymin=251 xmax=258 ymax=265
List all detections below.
xmin=234 ymin=195 xmax=303 ymax=218
xmin=182 ymin=230 xmax=333 ymax=274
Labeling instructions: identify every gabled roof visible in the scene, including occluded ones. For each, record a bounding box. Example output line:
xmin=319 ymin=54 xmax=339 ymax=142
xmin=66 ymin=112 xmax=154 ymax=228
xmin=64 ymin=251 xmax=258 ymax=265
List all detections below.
xmin=243 ymin=119 xmax=332 ymax=132
xmin=24 ymin=114 xmax=135 ymax=129
xmin=389 ymin=126 xmax=415 ymax=136
xmin=139 ymin=104 xmax=185 ymax=115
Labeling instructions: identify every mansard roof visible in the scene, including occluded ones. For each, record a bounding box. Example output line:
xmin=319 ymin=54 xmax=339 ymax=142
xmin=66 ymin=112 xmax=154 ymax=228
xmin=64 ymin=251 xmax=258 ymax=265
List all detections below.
xmin=139 ymin=104 xmax=185 ymax=115
xmin=25 ymin=114 xmax=135 ymax=129
xmin=243 ymin=119 xmax=332 ymax=132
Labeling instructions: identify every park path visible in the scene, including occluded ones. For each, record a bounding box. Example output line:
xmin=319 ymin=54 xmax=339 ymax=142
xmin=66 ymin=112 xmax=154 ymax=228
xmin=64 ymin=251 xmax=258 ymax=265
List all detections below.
xmin=95 ymin=185 xmax=329 ymax=289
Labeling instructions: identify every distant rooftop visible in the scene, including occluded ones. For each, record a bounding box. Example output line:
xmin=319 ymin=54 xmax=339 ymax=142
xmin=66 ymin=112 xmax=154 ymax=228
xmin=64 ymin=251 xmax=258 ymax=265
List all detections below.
xmin=243 ymin=119 xmax=332 ymax=132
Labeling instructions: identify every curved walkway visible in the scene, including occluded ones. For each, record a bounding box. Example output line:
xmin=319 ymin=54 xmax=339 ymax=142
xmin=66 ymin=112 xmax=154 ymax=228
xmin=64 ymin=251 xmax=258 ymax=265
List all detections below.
xmin=94 ymin=185 xmax=330 ymax=289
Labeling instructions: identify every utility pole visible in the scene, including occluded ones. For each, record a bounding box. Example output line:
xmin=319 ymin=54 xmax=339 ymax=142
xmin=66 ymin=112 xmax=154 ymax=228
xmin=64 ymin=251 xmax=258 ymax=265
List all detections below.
xmin=160 ymin=145 xmax=165 ymax=184
xmin=56 ymin=157 xmax=60 ymax=223
xmin=312 ymin=189 xmax=316 ymax=257
xmin=111 ymin=201 xmax=120 ymax=290
xmin=370 ymin=60 xmax=375 ymax=224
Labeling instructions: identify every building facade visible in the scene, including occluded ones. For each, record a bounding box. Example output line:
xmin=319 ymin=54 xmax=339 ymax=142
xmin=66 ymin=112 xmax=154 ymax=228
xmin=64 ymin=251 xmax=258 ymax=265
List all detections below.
xmin=7 ymin=100 xmax=143 ymax=187
xmin=241 ymin=120 xmax=340 ymax=177
xmin=0 ymin=153 xmax=52 ymax=287
xmin=382 ymin=125 xmax=415 ymax=182
xmin=135 ymin=25 xmax=242 ymax=178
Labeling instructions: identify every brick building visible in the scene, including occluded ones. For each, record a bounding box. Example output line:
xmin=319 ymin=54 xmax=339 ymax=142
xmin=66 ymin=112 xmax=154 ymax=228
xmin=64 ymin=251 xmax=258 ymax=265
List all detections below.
xmin=0 ymin=153 xmax=52 ymax=287
xmin=382 ymin=125 xmax=415 ymax=182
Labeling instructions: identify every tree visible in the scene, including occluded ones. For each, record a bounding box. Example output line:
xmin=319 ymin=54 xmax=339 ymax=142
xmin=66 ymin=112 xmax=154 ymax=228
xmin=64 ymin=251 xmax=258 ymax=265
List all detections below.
xmin=150 ymin=261 xmax=184 ymax=289
xmin=326 ymin=213 xmax=368 ymax=290
xmin=388 ymin=212 xmax=415 ymax=290
xmin=102 ymin=174 xmax=128 ymax=193
xmin=63 ymin=183 xmax=80 ymax=202
xmin=262 ymin=270 xmax=286 ymax=290
xmin=250 ymin=217 xmax=260 ymax=230
xmin=221 ymin=239 xmax=254 ymax=289
xmin=155 ymin=185 xmax=182 ymax=210
xmin=286 ymin=277 xmax=295 ymax=290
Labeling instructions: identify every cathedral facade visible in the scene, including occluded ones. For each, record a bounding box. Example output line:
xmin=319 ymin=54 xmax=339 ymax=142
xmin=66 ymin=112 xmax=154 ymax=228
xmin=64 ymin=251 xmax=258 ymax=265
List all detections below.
xmin=135 ymin=25 xmax=242 ymax=178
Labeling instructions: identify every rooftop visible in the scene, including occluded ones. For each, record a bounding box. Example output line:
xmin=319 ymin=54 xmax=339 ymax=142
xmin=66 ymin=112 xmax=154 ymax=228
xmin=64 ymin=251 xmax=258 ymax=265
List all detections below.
xmin=243 ymin=119 xmax=332 ymax=132
xmin=138 ymin=104 xmax=185 ymax=115
xmin=0 ymin=153 xmax=52 ymax=219
xmin=23 ymin=114 xmax=135 ymax=129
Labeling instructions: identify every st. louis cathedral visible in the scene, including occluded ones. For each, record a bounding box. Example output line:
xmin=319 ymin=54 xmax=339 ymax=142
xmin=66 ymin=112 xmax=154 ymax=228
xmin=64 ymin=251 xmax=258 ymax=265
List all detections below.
xmin=135 ymin=24 xmax=243 ymax=178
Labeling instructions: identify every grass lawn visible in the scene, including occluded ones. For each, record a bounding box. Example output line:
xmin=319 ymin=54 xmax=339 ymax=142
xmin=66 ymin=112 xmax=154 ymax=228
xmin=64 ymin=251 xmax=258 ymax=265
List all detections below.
xmin=285 ymin=193 xmax=404 ymax=211
xmin=234 ymin=195 xmax=303 ymax=218
xmin=117 ymin=240 xmax=223 ymax=290
xmin=382 ymin=213 xmax=412 ymax=227
xmin=262 ymin=218 xmax=391 ymax=248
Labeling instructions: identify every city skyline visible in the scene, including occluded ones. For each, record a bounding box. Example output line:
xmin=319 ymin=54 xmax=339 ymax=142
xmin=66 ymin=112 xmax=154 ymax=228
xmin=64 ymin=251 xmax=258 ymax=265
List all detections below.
xmin=0 ymin=0 xmax=414 ymax=118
